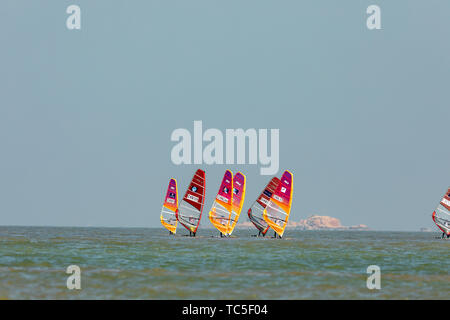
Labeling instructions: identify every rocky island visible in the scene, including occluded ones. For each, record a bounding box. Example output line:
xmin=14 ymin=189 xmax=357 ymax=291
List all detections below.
xmin=287 ymin=215 xmax=369 ymax=230
xmin=238 ymin=215 xmax=369 ymax=231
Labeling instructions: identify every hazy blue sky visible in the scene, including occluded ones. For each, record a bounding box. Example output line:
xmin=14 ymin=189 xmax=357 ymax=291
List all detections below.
xmin=1 ymin=1 xmax=449 ymax=231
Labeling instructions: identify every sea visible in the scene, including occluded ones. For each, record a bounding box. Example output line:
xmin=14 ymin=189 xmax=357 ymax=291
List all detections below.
xmin=0 ymin=226 xmax=448 ymax=300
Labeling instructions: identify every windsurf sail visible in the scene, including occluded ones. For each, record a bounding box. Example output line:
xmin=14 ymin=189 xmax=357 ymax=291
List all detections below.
xmin=176 ymin=169 xmax=206 ymax=234
xmin=247 ymin=177 xmax=280 ymax=235
xmin=432 ymin=187 xmax=450 ymax=236
xmin=160 ymin=178 xmax=178 ymax=234
xmin=263 ymin=170 xmax=293 ymax=237
xmin=209 ymin=170 xmax=233 ymax=235
xmin=227 ymin=172 xmax=246 ymax=236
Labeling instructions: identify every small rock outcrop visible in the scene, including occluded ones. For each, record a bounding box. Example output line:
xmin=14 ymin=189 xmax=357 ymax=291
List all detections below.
xmin=239 ymin=214 xmax=369 ymax=230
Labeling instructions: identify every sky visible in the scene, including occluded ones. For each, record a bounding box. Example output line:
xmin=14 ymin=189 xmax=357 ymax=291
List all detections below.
xmin=1 ymin=1 xmax=449 ymax=231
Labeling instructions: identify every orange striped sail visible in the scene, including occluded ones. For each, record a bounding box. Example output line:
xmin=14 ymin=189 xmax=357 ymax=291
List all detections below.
xmin=209 ymin=170 xmax=233 ymax=235
xmin=227 ymin=172 xmax=246 ymax=236
xmin=263 ymin=170 xmax=293 ymax=237
xmin=160 ymin=178 xmax=178 ymax=234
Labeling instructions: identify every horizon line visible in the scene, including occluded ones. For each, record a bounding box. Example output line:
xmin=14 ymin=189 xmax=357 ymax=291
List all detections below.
xmin=0 ymin=224 xmax=438 ymax=233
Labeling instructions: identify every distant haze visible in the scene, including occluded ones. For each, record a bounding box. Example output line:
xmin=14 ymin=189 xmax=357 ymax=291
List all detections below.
xmin=1 ymin=1 xmax=449 ymax=231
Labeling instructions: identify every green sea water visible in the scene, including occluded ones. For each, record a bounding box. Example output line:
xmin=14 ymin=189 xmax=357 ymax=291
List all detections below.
xmin=0 ymin=226 xmax=448 ymax=299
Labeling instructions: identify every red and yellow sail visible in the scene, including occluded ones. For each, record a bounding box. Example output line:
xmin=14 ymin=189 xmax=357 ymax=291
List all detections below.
xmin=227 ymin=172 xmax=246 ymax=236
xmin=209 ymin=170 xmax=233 ymax=235
xmin=263 ymin=170 xmax=293 ymax=237
xmin=160 ymin=178 xmax=178 ymax=234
